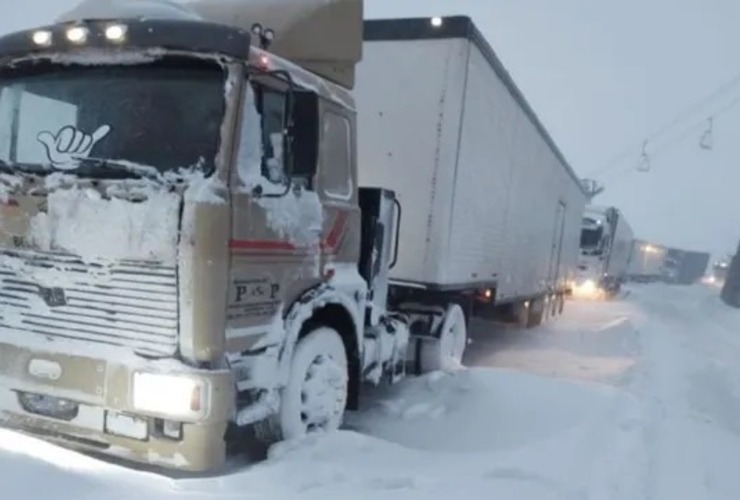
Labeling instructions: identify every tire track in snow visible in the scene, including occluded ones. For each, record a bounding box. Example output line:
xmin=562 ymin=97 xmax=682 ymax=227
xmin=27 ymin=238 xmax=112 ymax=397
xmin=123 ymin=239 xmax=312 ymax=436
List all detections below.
xmin=625 ymin=286 xmax=734 ymax=500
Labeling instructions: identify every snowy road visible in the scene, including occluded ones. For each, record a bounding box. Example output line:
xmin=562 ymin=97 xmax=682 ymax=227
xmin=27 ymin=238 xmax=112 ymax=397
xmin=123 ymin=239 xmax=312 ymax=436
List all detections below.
xmin=3 ymin=284 xmax=740 ymax=499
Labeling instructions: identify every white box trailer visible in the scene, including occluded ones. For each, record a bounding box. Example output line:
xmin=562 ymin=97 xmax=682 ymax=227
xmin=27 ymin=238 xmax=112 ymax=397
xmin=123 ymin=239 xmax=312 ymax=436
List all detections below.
xmin=356 ymin=17 xmax=587 ymax=325
xmin=628 ymin=239 xmax=668 ymax=282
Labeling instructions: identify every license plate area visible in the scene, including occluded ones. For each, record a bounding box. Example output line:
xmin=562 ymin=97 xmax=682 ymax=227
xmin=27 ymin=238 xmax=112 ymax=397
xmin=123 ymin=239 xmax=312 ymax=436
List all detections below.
xmin=104 ymin=410 xmax=149 ymax=441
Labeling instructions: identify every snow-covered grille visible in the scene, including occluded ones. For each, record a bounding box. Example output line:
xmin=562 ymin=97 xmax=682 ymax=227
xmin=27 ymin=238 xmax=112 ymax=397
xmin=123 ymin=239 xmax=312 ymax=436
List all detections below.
xmin=0 ymin=249 xmax=179 ymax=356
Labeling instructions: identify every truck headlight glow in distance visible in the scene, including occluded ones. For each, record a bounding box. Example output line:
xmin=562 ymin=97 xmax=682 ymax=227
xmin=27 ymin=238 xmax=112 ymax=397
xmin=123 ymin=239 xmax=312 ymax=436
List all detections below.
xmin=572 ymin=279 xmax=602 ymax=299
xmin=132 ymin=372 xmax=208 ymax=420
xmin=579 ymin=279 xmax=596 ymax=294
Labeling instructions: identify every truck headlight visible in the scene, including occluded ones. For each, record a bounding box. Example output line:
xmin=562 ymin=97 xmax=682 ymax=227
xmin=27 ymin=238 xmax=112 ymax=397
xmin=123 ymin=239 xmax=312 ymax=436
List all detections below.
xmin=579 ymin=279 xmax=597 ymax=294
xmin=132 ymin=372 xmax=208 ymax=421
xmin=573 ymin=279 xmax=599 ymax=298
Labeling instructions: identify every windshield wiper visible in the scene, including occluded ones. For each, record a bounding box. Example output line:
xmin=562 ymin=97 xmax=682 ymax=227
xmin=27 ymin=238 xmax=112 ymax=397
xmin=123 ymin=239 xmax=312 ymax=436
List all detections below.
xmin=73 ymin=157 xmax=160 ymax=180
xmin=0 ymin=159 xmax=46 ymax=175
xmin=0 ymin=159 xmax=14 ymax=175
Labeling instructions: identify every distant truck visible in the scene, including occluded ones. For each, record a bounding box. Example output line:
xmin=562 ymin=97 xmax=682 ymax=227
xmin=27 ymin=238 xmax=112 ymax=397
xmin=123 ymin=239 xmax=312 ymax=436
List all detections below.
xmin=356 ymin=16 xmax=588 ymax=328
xmin=710 ymin=257 xmax=732 ymax=286
xmin=662 ymin=248 xmax=710 ymax=285
xmin=0 ymin=0 xmax=585 ymax=472
xmin=627 ymin=239 xmax=668 ymax=282
xmin=573 ymin=206 xmax=634 ymax=297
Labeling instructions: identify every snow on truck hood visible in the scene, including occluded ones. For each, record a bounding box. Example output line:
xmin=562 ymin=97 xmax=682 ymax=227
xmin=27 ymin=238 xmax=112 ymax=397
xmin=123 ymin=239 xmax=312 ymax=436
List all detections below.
xmin=0 ymin=170 xmax=223 ymax=266
xmin=28 ymin=183 xmax=180 ymax=264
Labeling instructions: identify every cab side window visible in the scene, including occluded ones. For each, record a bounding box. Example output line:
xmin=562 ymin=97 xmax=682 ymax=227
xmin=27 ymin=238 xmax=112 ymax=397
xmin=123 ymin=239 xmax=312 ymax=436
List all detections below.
xmin=320 ymin=111 xmax=353 ymax=200
xmin=253 ymin=83 xmax=287 ymax=184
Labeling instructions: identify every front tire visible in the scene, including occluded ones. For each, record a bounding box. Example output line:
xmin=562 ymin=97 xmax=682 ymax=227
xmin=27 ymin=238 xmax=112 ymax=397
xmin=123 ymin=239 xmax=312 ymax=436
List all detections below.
xmin=256 ymin=327 xmax=349 ymax=443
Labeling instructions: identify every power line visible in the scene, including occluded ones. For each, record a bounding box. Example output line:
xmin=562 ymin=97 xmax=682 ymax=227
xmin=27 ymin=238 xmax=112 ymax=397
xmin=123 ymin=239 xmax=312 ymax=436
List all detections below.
xmin=597 ymin=93 xmax=740 ymax=183
xmin=587 ymin=68 xmax=740 ymax=178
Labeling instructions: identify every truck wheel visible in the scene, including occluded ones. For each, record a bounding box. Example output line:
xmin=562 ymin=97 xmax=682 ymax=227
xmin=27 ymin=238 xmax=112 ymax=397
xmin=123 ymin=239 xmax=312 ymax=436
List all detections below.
xmin=541 ymin=296 xmax=550 ymax=322
xmin=418 ymin=304 xmax=467 ymax=373
xmin=256 ymin=327 xmax=349 ymax=442
xmin=514 ymin=301 xmax=530 ymax=328
xmin=548 ymin=295 xmax=558 ymax=319
xmin=526 ymin=297 xmax=545 ymax=328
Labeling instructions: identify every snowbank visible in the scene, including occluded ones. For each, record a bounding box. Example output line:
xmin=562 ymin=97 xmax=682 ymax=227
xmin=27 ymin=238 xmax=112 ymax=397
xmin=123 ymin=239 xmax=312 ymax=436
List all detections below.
xmin=3 ymin=285 xmax=740 ymax=499
xmin=0 ymin=367 xmax=644 ymax=500
xmin=346 ymin=367 xmax=625 ymax=453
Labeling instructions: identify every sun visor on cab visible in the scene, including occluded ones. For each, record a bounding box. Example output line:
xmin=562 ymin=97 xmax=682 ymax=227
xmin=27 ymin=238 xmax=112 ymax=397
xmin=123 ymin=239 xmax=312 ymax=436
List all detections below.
xmin=57 ymin=0 xmax=364 ymax=90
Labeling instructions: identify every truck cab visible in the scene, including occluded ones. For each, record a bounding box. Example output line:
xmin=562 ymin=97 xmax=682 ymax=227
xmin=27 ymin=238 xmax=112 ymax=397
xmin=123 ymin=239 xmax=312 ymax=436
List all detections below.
xmin=0 ymin=0 xmax=450 ymax=472
xmin=573 ymin=206 xmax=633 ymax=298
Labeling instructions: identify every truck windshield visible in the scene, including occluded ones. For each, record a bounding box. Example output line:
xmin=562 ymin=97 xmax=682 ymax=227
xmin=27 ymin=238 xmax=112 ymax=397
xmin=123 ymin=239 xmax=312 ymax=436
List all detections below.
xmin=580 ymin=226 xmax=603 ymax=249
xmin=0 ymin=59 xmax=226 ymax=177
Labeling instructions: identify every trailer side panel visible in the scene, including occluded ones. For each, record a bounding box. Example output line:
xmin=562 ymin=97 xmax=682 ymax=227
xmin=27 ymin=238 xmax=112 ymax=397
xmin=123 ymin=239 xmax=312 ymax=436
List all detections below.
xmin=357 ymin=17 xmax=587 ymax=297
xmin=355 ymin=37 xmax=469 ymax=285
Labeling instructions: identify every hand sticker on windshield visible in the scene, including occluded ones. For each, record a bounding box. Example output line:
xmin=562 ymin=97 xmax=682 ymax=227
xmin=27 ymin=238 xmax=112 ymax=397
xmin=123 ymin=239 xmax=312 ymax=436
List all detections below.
xmin=37 ymin=125 xmax=111 ymax=170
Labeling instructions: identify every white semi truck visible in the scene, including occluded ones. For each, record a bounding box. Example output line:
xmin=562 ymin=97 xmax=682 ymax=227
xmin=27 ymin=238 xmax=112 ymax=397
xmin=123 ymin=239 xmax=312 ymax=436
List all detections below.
xmin=0 ymin=0 xmax=584 ymax=471
xmin=574 ymin=205 xmax=634 ymax=297
xmin=357 ymin=17 xmax=588 ymax=328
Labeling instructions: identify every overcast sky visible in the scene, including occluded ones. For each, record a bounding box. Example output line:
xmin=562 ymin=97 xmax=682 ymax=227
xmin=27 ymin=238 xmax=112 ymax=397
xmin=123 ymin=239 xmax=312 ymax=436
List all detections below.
xmin=2 ymin=0 xmax=739 ymax=258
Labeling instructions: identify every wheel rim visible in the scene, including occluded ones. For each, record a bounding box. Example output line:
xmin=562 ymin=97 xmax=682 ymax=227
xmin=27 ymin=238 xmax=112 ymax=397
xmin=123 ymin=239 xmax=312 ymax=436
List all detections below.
xmin=440 ymin=307 xmax=466 ymax=367
xmin=298 ymin=352 xmax=347 ymax=432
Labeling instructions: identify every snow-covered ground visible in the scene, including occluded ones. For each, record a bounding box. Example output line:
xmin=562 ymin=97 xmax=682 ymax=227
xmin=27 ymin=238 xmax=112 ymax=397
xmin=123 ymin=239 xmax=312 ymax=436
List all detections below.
xmin=3 ymin=283 xmax=740 ymax=499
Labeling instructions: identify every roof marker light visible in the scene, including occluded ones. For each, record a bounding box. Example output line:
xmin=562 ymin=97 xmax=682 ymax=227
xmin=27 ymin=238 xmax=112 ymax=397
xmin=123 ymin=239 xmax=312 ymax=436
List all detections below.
xmin=66 ymin=26 xmax=88 ymax=44
xmin=32 ymin=30 xmax=52 ymax=46
xmin=105 ymin=24 xmax=127 ymax=43
xmin=431 ymin=17 xmax=443 ymax=28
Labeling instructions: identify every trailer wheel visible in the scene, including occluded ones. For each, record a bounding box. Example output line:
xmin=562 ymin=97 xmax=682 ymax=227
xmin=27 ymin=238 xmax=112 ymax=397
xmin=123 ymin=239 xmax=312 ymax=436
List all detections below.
xmin=526 ymin=297 xmax=545 ymax=328
xmin=418 ymin=304 xmax=467 ymax=373
xmin=255 ymin=327 xmax=349 ymax=442
xmin=547 ymin=295 xmax=557 ymax=320
xmin=514 ymin=301 xmax=530 ymax=328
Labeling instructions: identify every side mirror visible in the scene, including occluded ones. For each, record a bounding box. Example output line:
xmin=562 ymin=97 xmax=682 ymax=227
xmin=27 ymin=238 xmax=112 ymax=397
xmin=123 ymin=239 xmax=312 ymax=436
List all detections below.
xmin=287 ymin=90 xmax=319 ymax=179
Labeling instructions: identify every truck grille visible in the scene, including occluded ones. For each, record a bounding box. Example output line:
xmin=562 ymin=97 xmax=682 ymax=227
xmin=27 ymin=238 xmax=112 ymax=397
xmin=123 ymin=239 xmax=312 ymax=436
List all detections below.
xmin=0 ymin=249 xmax=179 ymax=356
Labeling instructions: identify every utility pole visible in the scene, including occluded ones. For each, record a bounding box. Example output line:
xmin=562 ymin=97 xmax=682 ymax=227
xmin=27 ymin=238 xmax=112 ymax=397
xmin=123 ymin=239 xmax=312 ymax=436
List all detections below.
xmin=581 ymin=178 xmax=605 ymax=202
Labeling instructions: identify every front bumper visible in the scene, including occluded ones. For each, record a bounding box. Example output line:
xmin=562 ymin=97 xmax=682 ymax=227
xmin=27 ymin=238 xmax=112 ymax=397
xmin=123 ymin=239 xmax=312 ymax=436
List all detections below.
xmin=571 ymin=275 xmax=604 ymax=298
xmin=0 ymin=340 xmax=234 ymax=472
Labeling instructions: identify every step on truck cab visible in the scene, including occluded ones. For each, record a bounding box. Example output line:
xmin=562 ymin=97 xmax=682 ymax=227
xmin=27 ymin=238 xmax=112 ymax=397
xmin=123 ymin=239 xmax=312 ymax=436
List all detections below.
xmin=0 ymin=0 xmax=470 ymax=471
